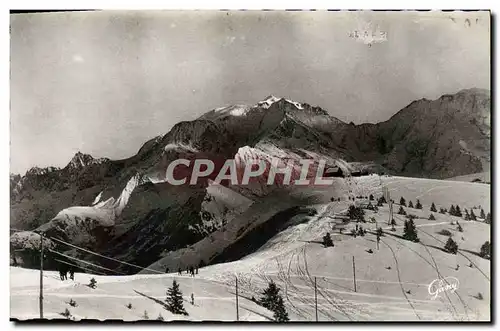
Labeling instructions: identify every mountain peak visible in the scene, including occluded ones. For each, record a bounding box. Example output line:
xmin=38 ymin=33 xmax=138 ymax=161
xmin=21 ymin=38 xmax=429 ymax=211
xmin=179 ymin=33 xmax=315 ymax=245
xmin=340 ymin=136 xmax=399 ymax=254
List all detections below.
xmin=69 ymin=152 xmax=93 ymax=167
xmin=25 ymin=166 xmax=59 ymax=176
xmin=67 ymin=152 xmax=108 ymax=169
xmin=257 ymin=95 xmax=283 ymax=109
xmin=257 ymin=95 xmax=305 ymax=110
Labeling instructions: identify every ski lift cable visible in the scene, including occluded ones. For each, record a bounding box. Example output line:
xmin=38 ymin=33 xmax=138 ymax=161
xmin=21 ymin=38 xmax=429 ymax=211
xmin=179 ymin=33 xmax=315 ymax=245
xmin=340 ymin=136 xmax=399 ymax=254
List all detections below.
xmin=48 ymin=249 xmax=128 ymax=275
xmin=47 ymin=236 xmax=163 ymax=274
xmin=11 ymin=227 xmax=164 ymax=274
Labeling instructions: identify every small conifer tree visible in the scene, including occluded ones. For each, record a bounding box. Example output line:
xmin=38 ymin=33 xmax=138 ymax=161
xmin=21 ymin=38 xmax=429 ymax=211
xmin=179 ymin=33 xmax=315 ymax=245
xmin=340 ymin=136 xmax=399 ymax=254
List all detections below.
xmin=166 ymin=280 xmax=188 ymax=316
xmin=444 ymin=237 xmax=458 ymax=254
xmin=403 ymin=219 xmax=419 ymax=242
xmin=450 ymin=205 xmax=456 ymax=216
xmin=479 ymin=241 xmax=491 ymax=260
xmin=398 ymin=205 xmax=406 ymax=215
xmin=259 ymin=281 xmax=289 ymax=322
xmin=322 ymin=233 xmax=334 ymax=247
xmin=470 ymin=209 xmax=477 ymax=221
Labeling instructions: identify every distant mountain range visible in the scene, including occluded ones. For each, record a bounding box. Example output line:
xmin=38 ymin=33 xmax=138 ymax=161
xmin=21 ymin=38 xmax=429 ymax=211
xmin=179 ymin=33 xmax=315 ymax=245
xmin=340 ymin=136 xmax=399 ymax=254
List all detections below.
xmin=10 ymin=88 xmax=490 ymax=273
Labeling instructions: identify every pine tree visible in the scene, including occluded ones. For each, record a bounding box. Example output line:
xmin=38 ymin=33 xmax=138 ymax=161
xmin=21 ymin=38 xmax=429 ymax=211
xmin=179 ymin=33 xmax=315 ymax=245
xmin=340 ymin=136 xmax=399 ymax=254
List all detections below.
xmin=408 ymin=200 xmax=414 ymax=208
xmin=450 ymin=205 xmax=456 ymax=216
xmin=322 ymin=233 xmax=334 ymax=247
xmin=400 ymin=197 xmax=406 ymax=206
xmin=430 ymin=202 xmax=437 ymax=212
xmin=429 ymin=214 xmax=436 ymax=220
xmin=444 ymin=237 xmax=458 ymax=254
xmin=470 ymin=209 xmax=477 ymax=221
xmin=403 ymin=219 xmax=419 ymax=242
xmin=480 ymin=209 xmax=486 ymax=219
xmin=479 ymin=241 xmax=491 ymax=259
xmin=464 ymin=209 xmax=470 ymax=221
xmin=166 ymin=280 xmax=188 ymax=315
xmin=416 ymin=199 xmax=423 ymax=209
xmin=380 ymin=195 xmax=387 ymax=204
xmin=259 ymin=281 xmax=289 ymax=322
xmin=348 ymin=205 xmax=365 ymax=222
xmin=369 ymin=194 xmax=374 ymax=201
xmin=398 ymin=205 xmax=406 ymax=215
xmin=457 ymin=223 xmax=463 ymax=232
xmin=455 ymin=205 xmax=462 ymax=217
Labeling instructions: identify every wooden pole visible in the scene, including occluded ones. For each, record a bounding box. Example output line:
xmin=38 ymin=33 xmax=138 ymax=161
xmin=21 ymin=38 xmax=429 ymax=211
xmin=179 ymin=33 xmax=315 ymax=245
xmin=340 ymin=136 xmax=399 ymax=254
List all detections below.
xmin=352 ymin=256 xmax=357 ymax=292
xmin=314 ymin=277 xmax=318 ymax=322
xmin=39 ymin=233 xmax=44 ymax=319
xmin=235 ymin=276 xmax=239 ymax=321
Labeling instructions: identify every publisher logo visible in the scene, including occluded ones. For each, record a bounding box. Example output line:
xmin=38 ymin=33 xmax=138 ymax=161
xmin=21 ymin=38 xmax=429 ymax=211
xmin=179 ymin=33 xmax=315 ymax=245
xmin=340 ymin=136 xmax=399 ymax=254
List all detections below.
xmin=428 ymin=277 xmax=459 ymax=300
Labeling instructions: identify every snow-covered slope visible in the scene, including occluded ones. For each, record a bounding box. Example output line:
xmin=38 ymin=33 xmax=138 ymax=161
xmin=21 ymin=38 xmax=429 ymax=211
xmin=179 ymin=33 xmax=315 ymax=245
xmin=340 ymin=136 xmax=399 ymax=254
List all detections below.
xmin=32 ymin=174 xmax=148 ymax=247
xmin=10 ymin=267 xmax=273 ymax=321
xmin=11 ymin=174 xmax=491 ymax=321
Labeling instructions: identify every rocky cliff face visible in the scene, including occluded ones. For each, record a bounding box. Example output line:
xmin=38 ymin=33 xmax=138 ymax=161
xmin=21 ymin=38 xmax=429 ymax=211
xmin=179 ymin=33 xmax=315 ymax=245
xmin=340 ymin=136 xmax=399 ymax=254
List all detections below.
xmin=374 ymin=88 xmax=490 ymax=178
xmin=10 ymin=88 xmax=490 ymax=273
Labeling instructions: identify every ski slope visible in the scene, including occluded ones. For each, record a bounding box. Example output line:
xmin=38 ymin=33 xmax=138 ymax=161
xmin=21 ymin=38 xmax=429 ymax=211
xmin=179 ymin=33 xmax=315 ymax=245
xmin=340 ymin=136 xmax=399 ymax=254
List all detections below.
xmin=10 ymin=175 xmax=491 ymax=321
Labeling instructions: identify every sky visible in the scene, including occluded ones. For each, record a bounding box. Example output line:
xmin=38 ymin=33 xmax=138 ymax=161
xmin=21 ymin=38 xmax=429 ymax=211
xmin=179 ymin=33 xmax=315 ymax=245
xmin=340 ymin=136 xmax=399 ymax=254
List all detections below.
xmin=10 ymin=11 xmax=490 ymax=174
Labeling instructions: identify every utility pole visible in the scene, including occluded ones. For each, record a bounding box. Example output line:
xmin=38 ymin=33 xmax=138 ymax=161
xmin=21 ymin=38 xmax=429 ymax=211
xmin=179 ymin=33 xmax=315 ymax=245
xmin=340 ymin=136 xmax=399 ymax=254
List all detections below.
xmin=384 ymin=186 xmax=392 ymax=225
xmin=235 ymin=276 xmax=239 ymax=321
xmin=314 ymin=277 xmax=318 ymax=322
xmin=39 ymin=232 xmax=44 ymax=319
xmin=352 ymin=256 xmax=357 ymax=293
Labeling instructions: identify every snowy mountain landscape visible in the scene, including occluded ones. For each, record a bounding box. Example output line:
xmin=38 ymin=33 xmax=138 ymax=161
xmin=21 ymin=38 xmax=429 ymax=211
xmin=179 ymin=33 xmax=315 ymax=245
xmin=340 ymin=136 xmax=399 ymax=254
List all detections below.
xmin=9 ymin=9 xmax=492 ymax=323
xmin=10 ymin=90 xmax=491 ymax=322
